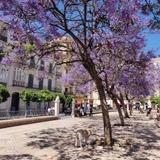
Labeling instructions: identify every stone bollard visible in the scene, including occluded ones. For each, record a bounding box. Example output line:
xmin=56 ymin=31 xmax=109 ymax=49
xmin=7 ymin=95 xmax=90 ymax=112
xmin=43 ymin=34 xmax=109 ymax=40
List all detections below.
xmin=54 ymin=96 xmax=60 ymax=116
xmin=71 ymin=99 xmax=75 ymax=117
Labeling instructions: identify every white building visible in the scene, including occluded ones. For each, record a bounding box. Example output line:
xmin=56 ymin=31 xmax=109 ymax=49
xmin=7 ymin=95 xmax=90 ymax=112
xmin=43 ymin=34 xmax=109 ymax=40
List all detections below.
xmin=0 ymin=21 xmax=63 ymax=113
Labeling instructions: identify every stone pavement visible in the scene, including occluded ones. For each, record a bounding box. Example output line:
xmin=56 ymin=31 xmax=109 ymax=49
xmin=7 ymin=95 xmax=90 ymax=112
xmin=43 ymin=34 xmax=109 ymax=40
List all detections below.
xmin=0 ymin=111 xmax=159 ymax=160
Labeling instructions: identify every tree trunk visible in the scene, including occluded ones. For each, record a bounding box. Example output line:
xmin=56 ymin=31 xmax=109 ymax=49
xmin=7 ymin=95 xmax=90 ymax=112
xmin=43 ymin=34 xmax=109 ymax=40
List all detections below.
xmin=119 ymin=94 xmax=130 ymax=118
xmin=101 ymin=99 xmax=113 ymax=146
xmin=121 ymin=101 xmax=130 ymax=118
xmin=129 ymin=102 xmax=133 ymax=116
xmin=113 ymin=98 xmax=125 ymax=126
xmin=97 ymin=86 xmax=113 ymax=146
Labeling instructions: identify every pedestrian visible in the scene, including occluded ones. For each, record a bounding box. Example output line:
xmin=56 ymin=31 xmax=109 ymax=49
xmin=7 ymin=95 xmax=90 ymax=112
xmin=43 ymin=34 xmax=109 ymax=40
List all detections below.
xmin=83 ymin=103 xmax=87 ymax=116
xmin=48 ymin=107 xmax=51 ymax=115
xmin=147 ymin=105 xmax=152 ymax=116
xmin=79 ymin=107 xmax=84 ymax=117
xmin=89 ymin=105 xmax=93 ymax=117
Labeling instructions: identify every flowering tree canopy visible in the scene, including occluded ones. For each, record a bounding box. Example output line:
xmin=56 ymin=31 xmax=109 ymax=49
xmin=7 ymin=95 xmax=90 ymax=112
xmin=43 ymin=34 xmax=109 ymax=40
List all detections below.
xmin=141 ymin=0 xmax=160 ymax=29
xmin=0 ymin=0 xmax=159 ymax=145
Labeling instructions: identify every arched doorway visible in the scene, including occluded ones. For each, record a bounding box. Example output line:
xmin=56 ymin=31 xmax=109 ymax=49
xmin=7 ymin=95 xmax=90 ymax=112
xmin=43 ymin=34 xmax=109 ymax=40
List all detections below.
xmin=10 ymin=92 xmax=19 ymax=112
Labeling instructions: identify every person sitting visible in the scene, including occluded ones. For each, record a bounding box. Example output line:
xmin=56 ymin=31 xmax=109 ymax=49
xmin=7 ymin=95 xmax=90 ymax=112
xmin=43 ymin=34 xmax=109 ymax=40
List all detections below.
xmin=47 ymin=107 xmax=51 ymax=115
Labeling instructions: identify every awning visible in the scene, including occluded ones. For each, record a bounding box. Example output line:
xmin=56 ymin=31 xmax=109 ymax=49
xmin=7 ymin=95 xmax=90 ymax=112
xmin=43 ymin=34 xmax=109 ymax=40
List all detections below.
xmin=75 ymin=101 xmax=83 ymax=105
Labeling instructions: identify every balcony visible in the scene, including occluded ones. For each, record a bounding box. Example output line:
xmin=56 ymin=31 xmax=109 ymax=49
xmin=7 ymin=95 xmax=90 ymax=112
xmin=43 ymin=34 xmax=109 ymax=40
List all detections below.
xmin=13 ymin=80 xmax=25 ymax=87
xmin=52 ymin=87 xmax=61 ymax=93
xmin=0 ymin=35 xmax=7 ymax=42
xmin=64 ymin=91 xmax=74 ymax=95
xmin=38 ymin=66 xmax=44 ymax=71
xmin=0 ymin=82 xmax=7 ymax=87
xmin=56 ymin=72 xmax=62 ymax=76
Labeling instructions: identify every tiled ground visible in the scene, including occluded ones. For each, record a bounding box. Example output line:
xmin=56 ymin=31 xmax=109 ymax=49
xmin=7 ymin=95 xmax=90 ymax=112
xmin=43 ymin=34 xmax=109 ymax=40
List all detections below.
xmin=0 ymin=111 xmax=159 ymax=160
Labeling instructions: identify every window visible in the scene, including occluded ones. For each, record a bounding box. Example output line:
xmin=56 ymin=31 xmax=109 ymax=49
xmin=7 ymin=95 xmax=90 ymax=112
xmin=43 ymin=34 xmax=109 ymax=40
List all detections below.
xmin=30 ymin=57 xmax=35 ymax=68
xmin=1 ymin=29 xmax=7 ymax=37
xmin=0 ymin=29 xmax=7 ymax=42
xmin=90 ymin=92 xmax=93 ymax=99
xmin=49 ymin=63 xmax=52 ymax=73
xmin=65 ymin=88 xmax=68 ymax=92
xmin=14 ymin=68 xmax=26 ymax=81
xmin=39 ymin=60 xmax=44 ymax=70
xmin=0 ymin=67 xmax=9 ymax=82
xmin=48 ymin=79 xmax=52 ymax=91
xmin=28 ymin=74 xmax=34 ymax=88
xmin=38 ymin=80 xmax=43 ymax=89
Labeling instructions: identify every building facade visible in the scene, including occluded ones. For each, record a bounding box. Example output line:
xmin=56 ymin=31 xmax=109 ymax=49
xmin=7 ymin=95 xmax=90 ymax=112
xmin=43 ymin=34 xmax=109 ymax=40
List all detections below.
xmin=0 ymin=21 xmax=63 ymax=112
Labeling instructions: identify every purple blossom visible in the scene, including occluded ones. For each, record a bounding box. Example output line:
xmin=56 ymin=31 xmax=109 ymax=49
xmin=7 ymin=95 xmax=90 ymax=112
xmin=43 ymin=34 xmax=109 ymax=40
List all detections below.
xmin=0 ymin=45 xmax=4 ymax=51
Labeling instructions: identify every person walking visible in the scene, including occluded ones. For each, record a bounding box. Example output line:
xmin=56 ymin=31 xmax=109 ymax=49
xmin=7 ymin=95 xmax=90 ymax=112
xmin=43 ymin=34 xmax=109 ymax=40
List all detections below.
xmin=79 ymin=107 xmax=84 ymax=117
xmin=89 ymin=105 xmax=93 ymax=117
xmin=147 ymin=105 xmax=152 ymax=116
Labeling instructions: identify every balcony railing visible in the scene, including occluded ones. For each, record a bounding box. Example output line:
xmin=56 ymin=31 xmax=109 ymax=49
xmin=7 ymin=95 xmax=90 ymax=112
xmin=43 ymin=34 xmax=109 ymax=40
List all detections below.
xmin=56 ymin=72 xmax=62 ymax=76
xmin=25 ymin=84 xmax=50 ymax=90
xmin=13 ymin=80 xmax=25 ymax=87
xmin=64 ymin=91 xmax=74 ymax=95
xmin=52 ymin=87 xmax=61 ymax=93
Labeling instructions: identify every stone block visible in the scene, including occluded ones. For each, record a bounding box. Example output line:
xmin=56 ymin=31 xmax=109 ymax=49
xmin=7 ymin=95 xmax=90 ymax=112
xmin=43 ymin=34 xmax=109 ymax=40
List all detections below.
xmin=0 ymin=116 xmax=60 ymax=129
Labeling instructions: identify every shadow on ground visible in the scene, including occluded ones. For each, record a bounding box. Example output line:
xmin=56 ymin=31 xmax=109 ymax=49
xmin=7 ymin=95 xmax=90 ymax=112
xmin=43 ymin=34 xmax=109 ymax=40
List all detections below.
xmin=20 ymin=113 xmax=160 ymax=160
xmin=0 ymin=154 xmax=39 ymax=160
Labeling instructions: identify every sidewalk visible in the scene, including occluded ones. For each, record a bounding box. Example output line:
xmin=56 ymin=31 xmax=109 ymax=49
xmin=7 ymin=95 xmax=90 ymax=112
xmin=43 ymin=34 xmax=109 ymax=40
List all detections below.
xmin=0 ymin=111 xmax=159 ymax=160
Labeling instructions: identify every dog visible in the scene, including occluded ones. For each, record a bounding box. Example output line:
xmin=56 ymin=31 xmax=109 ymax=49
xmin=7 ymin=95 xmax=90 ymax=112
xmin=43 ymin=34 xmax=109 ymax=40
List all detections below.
xmin=74 ymin=128 xmax=93 ymax=149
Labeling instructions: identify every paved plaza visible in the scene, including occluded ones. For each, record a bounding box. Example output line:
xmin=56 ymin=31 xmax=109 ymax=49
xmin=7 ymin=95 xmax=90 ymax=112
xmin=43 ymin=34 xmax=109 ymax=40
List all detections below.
xmin=0 ymin=111 xmax=159 ymax=160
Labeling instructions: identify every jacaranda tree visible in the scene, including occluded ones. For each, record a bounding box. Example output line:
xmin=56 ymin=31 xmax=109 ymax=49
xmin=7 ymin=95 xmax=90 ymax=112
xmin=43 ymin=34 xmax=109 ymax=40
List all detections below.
xmin=142 ymin=0 xmax=160 ymax=29
xmin=0 ymin=0 xmax=158 ymax=145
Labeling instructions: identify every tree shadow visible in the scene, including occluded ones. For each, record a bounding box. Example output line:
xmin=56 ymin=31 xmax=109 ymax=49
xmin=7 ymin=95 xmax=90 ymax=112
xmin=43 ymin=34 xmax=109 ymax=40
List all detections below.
xmin=23 ymin=112 xmax=160 ymax=160
xmin=0 ymin=154 xmax=40 ymax=160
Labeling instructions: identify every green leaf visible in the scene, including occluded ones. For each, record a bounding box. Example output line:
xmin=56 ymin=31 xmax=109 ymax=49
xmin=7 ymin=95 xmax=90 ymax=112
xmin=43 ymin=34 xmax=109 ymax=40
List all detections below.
xmin=0 ymin=84 xmax=10 ymax=103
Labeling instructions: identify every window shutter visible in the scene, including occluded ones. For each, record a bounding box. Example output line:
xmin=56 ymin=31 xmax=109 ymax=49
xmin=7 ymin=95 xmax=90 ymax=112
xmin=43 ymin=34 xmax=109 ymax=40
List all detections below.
xmin=48 ymin=79 xmax=52 ymax=91
xmin=28 ymin=74 xmax=34 ymax=88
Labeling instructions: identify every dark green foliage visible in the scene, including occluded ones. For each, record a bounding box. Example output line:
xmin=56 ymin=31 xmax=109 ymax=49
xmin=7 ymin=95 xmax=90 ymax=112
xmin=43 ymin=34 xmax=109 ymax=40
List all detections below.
xmin=30 ymin=91 xmax=39 ymax=102
xmin=66 ymin=95 xmax=74 ymax=104
xmin=19 ymin=90 xmax=34 ymax=102
xmin=53 ymin=92 xmax=66 ymax=104
xmin=0 ymin=84 xmax=10 ymax=103
xmin=150 ymin=95 xmax=160 ymax=108
xmin=39 ymin=90 xmax=54 ymax=102
xmin=140 ymin=99 xmax=145 ymax=105
xmin=20 ymin=90 xmax=54 ymax=103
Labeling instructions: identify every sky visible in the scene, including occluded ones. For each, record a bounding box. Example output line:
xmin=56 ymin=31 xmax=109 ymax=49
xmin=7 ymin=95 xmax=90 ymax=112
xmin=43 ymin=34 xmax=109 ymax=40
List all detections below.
xmin=146 ymin=34 xmax=160 ymax=57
